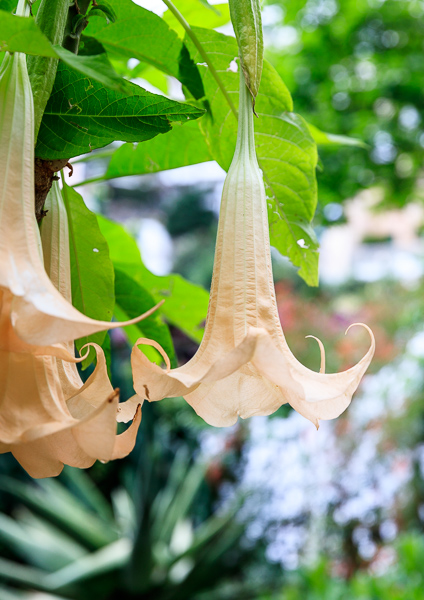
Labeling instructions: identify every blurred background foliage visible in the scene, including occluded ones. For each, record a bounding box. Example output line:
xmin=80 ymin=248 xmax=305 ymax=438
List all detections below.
xmin=266 ymin=0 xmax=424 ymax=217
xmin=2 ymin=0 xmax=424 ymax=598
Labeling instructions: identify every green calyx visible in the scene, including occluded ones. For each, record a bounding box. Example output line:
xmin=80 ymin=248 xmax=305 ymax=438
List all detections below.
xmin=229 ymin=0 xmax=264 ymax=106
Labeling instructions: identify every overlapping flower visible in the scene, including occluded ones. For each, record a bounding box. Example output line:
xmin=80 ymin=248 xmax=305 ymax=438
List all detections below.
xmin=0 ymin=17 xmax=151 ymax=476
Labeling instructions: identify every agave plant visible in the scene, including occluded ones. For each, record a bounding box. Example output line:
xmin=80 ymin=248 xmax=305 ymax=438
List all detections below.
xmin=0 ymin=410 xmax=253 ymax=600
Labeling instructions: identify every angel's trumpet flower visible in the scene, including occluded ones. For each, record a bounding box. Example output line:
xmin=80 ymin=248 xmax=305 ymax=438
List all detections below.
xmin=132 ymin=70 xmax=375 ymax=428
xmin=0 ymin=20 xmax=159 ymax=348
xmin=0 ymin=183 xmax=142 ymax=478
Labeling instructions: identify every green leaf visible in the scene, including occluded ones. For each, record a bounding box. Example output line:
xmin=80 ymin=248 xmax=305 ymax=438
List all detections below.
xmin=0 ymin=11 xmax=57 ymax=56
xmin=85 ymin=0 xmax=205 ymax=99
xmin=185 ymin=27 xmax=319 ymax=285
xmin=0 ymin=477 xmax=117 ymax=550
xmin=0 ymin=12 xmax=125 ymax=92
xmin=61 ymin=184 xmax=115 ymax=368
xmin=114 ymin=268 xmax=177 ymax=367
xmin=0 ymin=513 xmax=86 ymax=572
xmin=97 ymin=216 xmax=209 ymax=344
xmin=0 ymin=0 xmax=17 ymax=12
xmin=71 ymin=13 xmax=87 ymax=36
xmin=163 ymin=1 xmax=230 ymax=38
xmin=0 ymin=557 xmax=48 ymax=592
xmin=60 ymin=466 xmax=114 ymax=523
xmin=53 ymin=46 xmax=125 ymax=91
xmin=308 ymin=122 xmax=368 ymax=148
xmin=36 ymin=62 xmax=204 ymax=159
xmin=229 ymin=0 xmax=263 ymax=100
xmin=45 ymin=539 xmax=131 ymax=591
xmin=88 ymin=1 xmax=117 ymax=24
xmin=105 ymin=120 xmax=211 ymax=179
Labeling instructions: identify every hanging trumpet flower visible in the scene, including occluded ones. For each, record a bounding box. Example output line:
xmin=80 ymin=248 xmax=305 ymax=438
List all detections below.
xmin=131 ymin=63 xmax=374 ymax=428
xmin=0 ymin=4 xmax=159 ymax=349
xmin=0 ymin=183 xmax=142 ymax=478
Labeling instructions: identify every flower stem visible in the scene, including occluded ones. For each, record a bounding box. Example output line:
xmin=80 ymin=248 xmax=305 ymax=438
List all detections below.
xmin=161 ymin=0 xmax=238 ymax=119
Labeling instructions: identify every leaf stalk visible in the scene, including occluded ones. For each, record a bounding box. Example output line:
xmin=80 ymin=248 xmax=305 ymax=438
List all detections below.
xmin=161 ymin=0 xmax=238 ymax=118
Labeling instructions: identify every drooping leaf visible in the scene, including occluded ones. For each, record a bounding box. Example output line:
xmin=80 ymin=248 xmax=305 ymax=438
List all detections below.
xmin=185 ymin=27 xmax=319 ymax=285
xmin=85 ymin=0 xmax=205 ymax=99
xmin=105 ymin=121 xmax=212 ymax=179
xmin=36 ymin=62 xmax=205 ymax=159
xmin=62 ymin=184 xmax=115 ymax=368
xmin=308 ymin=122 xmax=368 ymax=148
xmin=163 ymin=1 xmax=230 ymax=38
xmin=88 ymin=1 xmax=117 ymax=24
xmin=97 ymin=216 xmax=209 ymax=343
xmin=0 ymin=11 xmax=56 ymax=56
xmin=0 ymin=11 xmax=125 ymax=92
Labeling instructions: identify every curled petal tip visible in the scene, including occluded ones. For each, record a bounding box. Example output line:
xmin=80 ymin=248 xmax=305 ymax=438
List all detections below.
xmin=345 ymin=323 xmax=376 ymax=360
xmin=345 ymin=322 xmax=374 ymax=338
xmin=120 ymin=300 xmax=164 ymax=327
xmin=305 ymin=335 xmax=326 ymax=374
xmin=77 ymin=342 xmax=98 ymax=363
xmin=134 ymin=337 xmax=171 ymax=372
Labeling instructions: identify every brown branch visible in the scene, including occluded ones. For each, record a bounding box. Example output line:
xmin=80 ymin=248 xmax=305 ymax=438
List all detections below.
xmin=34 ymin=0 xmax=91 ymax=220
xmin=34 ymin=159 xmax=73 ymax=221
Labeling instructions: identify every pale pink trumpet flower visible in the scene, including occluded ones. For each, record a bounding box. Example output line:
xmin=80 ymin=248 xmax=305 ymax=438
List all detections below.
xmin=0 ymin=25 xmax=159 ymax=348
xmin=131 ymin=71 xmax=374 ymax=428
xmin=0 ymin=183 xmax=142 ymax=478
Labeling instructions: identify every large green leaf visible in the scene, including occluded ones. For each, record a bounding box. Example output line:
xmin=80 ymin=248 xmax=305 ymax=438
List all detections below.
xmin=61 ymin=184 xmax=115 ymax=368
xmin=85 ymin=0 xmax=204 ymax=99
xmin=186 ymin=27 xmax=319 ymax=285
xmin=97 ymin=216 xmax=209 ymax=344
xmin=36 ymin=62 xmax=204 ymax=159
xmin=0 ymin=11 xmax=125 ymax=92
xmin=105 ymin=121 xmax=212 ymax=179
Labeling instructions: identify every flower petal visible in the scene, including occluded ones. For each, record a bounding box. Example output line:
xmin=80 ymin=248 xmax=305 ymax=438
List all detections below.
xmin=0 ymin=53 xmax=160 ymax=347
xmin=112 ymin=403 xmax=142 ymax=460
